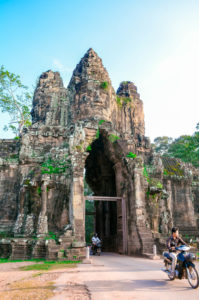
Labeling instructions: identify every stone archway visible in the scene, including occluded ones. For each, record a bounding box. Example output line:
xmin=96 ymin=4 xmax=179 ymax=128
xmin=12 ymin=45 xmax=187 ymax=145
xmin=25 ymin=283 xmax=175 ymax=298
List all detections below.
xmin=84 ymin=132 xmax=127 ymax=253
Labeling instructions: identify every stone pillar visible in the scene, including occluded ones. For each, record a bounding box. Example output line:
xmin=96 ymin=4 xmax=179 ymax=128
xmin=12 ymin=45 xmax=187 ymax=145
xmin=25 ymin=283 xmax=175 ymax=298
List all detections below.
xmin=71 ymin=176 xmax=85 ymax=244
xmin=105 ymin=202 xmax=110 ymax=237
xmin=134 ymin=166 xmax=146 ymax=223
xmin=37 ymin=182 xmax=48 ymax=236
xmin=13 ymin=186 xmax=26 ymax=235
xmin=113 ymin=162 xmax=126 ymax=253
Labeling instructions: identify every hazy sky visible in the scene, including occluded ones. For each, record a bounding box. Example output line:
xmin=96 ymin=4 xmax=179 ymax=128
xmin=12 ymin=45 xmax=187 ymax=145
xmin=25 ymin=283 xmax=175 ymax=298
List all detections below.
xmin=0 ymin=0 xmax=199 ymax=142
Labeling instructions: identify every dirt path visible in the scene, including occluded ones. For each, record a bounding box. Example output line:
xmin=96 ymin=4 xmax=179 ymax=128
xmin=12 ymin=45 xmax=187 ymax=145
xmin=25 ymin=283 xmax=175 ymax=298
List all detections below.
xmin=1 ymin=255 xmax=198 ymax=299
xmin=50 ymin=253 xmax=199 ymax=300
xmin=0 ymin=262 xmax=79 ymax=300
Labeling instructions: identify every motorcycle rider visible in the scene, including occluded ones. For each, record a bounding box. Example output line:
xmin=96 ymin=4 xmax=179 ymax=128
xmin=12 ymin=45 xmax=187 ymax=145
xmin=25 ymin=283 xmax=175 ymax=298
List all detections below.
xmin=91 ymin=233 xmax=101 ymax=253
xmin=166 ymin=227 xmax=187 ymax=277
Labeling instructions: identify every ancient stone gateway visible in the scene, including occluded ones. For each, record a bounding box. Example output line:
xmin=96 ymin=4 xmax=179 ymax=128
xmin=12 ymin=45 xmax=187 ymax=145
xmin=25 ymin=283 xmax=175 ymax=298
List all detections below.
xmin=0 ymin=48 xmax=199 ymax=260
xmin=84 ymin=195 xmax=127 ymax=254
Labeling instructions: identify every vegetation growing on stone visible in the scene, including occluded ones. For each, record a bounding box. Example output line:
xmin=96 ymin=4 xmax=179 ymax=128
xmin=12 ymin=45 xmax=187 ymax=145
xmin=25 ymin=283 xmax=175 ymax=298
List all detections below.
xmin=41 ymin=156 xmax=70 ymax=174
xmin=44 ymin=231 xmax=58 ymax=243
xmin=100 ymin=81 xmax=109 ymax=90
xmin=108 ymin=134 xmax=120 ymax=143
xmin=86 ymin=145 xmax=92 ymax=151
xmin=126 ymin=152 xmax=137 ymax=158
xmin=37 ymin=187 xmax=41 ymax=196
xmin=121 ymin=81 xmax=129 ymax=85
xmin=116 ymin=95 xmax=132 ymax=108
xmin=99 ymin=119 xmax=105 ymax=125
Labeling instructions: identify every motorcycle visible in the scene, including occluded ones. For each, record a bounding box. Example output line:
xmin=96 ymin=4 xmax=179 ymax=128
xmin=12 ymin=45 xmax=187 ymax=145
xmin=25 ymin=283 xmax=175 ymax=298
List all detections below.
xmin=162 ymin=245 xmax=199 ymax=289
xmin=92 ymin=241 xmax=102 ymax=256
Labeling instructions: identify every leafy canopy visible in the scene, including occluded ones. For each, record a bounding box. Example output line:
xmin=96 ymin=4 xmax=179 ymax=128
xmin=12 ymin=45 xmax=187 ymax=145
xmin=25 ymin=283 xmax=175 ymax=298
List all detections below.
xmin=153 ymin=124 xmax=199 ymax=168
xmin=0 ymin=65 xmax=32 ymax=136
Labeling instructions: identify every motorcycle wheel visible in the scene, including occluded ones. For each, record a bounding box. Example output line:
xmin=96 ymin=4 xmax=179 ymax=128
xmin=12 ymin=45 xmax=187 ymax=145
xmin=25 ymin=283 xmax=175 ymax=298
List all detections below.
xmin=187 ymin=266 xmax=199 ymax=289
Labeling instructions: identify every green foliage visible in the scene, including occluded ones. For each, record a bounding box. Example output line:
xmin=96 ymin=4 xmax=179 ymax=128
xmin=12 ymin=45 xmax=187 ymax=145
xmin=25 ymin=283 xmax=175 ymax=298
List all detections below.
xmin=122 ymin=81 xmax=129 ymax=85
xmin=75 ymin=145 xmax=83 ymax=151
xmin=152 ymin=136 xmax=173 ymax=155
xmin=126 ymin=152 xmax=137 ymax=159
xmin=123 ymin=97 xmax=131 ymax=103
xmin=86 ymin=145 xmax=92 ymax=151
xmin=143 ymin=166 xmax=151 ymax=184
xmin=44 ymin=231 xmax=58 ymax=243
xmin=108 ymin=134 xmax=120 ymax=143
xmin=116 ymin=96 xmax=122 ymax=108
xmin=167 ymin=133 xmax=199 ymax=167
xmin=41 ymin=156 xmax=70 ymax=174
xmin=14 ymin=136 xmax=20 ymax=140
xmin=37 ymin=186 xmax=41 ymax=196
xmin=24 ymin=179 xmax=30 ymax=186
xmin=0 ymin=65 xmax=32 ymax=136
xmin=100 ymin=81 xmax=109 ymax=90
xmin=20 ymin=260 xmax=80 ymax=271
xmin=116 ymin=95 xmax=132 ymax=108
xmin=99 ymin=119 xmax=105 ymax=125
xmin=156 ymin=182 xmax=163 ymax=189
xmin=163 ymin=169 xmax=169 ymax=176
xmin=153 ymin=124 xmax=199 ymax=167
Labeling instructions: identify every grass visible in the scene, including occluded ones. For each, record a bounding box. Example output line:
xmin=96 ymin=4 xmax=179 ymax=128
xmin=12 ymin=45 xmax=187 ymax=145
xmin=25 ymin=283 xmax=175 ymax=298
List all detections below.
xmin=0 ymin=258 xmax=45 ymax=264
xmin=19 ymin=260 xmax=81 ymax=271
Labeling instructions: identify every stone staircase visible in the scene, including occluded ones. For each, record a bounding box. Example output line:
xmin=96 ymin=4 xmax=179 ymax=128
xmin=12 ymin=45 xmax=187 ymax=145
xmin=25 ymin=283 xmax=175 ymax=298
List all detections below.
xmin=0 ymin=221 xmax=14 ymax=235
xmin=0 ymin=240 xmax=12 ymax=258
xmin=138 ymin=226 xmax=154 ymax=255
xmin=32 ymin=240 xmax=47 ymax=259
xmin=10 ymin=239 xmax=32 ymax=260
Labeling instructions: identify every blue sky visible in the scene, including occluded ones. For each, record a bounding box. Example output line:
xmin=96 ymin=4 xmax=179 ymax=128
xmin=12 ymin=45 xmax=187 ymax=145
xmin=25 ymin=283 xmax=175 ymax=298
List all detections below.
xmin=0 ymin=0 xmax=199 ymax=141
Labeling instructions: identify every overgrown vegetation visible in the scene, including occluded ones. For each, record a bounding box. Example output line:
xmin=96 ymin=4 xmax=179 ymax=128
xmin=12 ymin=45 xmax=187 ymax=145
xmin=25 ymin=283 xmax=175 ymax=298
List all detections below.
xmin=143 ymin=165 xmax=163 ymax=189
xmin=126 ymin=152 xmax=137 ymax=159
xmin=44 ymin=231 xmax=59 ymax=243
xmin=100 ymin=81 xmax=109 ymax=90
xmin=152 ymin=123 xmax=199 ymax=167
xmin=116 ymin=96 xmax=132 ymax=108
xmin=41 ymin=156 xmax=71 ymax=174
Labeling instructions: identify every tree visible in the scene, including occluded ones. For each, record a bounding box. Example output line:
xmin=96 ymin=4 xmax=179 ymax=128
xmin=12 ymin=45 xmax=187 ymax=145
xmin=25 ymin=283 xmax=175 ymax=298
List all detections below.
xmin=152 ymin=136 xmax=173 ymax=155
xmin=153 ymin=124 xmax=199 ymax=168
xmin=0 ymin=65 xmax=32 ymax=137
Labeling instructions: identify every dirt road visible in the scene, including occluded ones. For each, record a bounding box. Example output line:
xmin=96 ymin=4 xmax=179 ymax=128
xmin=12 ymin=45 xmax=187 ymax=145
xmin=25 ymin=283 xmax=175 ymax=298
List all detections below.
xmin=51 ymin=253 xmax=199 ymax=300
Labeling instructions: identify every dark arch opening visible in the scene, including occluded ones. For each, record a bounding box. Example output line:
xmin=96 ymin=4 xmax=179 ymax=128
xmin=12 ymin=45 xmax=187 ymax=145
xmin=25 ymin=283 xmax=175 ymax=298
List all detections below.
xmin=85 ymin=134 xmax=118 ymax=252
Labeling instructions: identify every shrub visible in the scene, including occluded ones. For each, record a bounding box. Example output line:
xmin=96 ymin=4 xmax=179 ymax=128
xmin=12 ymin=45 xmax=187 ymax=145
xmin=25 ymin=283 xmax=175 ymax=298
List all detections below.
xmin=100 ymin=81 xmax=109 ymax=90
xmin=126 ymin=152 xmax=137 ymax=159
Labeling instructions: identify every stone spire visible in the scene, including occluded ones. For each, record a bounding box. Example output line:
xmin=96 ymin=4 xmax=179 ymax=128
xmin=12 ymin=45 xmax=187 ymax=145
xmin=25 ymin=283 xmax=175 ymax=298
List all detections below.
xmin=67 ymin=48 xmax=116 ymax=123
xmin=117 ymin=81 xmax=140 ymax=100
xmin=31 ymin=70 xmax=67 ymax=125
xmin=68 ymin=48 xmax=111 ymax=87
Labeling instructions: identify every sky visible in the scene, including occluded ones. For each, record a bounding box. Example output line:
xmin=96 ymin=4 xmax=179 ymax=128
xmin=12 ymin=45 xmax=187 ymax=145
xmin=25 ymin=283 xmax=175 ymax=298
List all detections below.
xmin=0 ymin=0 xmax=199 ymax=142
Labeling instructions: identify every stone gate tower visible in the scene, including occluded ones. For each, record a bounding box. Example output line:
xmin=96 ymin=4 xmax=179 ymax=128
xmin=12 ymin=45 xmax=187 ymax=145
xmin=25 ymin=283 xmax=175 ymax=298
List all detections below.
xmin=0 ymin=49 xmax=199 ymax=259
